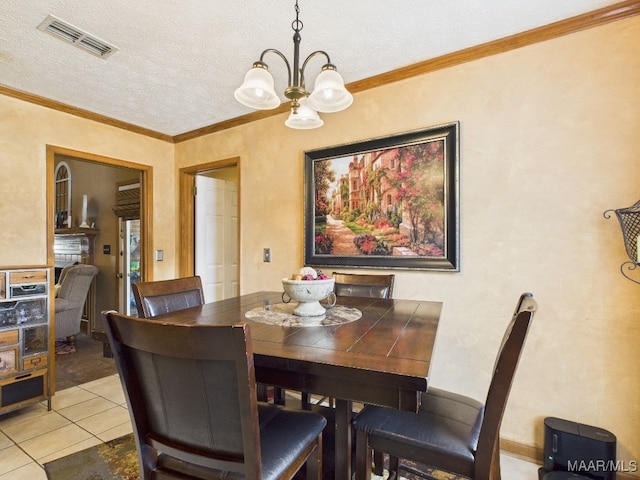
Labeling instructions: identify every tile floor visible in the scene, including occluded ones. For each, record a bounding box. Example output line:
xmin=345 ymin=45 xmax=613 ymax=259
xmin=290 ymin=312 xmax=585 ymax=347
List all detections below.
xmin=0 ymin=374 xmax=130 ymax=480
xmin=0 ymin=374 xmax=541 ymax=479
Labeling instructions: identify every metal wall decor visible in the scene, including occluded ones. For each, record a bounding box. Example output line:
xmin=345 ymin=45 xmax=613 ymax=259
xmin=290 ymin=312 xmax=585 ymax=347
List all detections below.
xmin=604 ymin=199 xmax=640 ymax=284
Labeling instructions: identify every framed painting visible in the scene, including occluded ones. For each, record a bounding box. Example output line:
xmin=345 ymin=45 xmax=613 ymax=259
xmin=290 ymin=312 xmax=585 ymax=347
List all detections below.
xmin=304 ymin=122 xmax=460 ymax=271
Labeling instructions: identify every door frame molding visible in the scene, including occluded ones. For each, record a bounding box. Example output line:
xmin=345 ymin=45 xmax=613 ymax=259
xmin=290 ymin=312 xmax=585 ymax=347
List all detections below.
xmin=46 ymin=145 xmax=153 ymax=281
xmin=178 ymin=158 xmax=240 ymax=285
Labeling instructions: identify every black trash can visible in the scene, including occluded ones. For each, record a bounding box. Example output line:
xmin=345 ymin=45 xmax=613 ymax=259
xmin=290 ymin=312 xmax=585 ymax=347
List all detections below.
xmin=538 ymin=417 xmax=617 ymax=480
xmin=539 ymin=469 xmax=595 ymax=480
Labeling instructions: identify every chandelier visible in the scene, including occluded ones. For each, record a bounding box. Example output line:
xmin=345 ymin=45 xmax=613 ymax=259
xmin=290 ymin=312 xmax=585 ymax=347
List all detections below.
xmin=234 ymin=0 xmax=353 ymax=129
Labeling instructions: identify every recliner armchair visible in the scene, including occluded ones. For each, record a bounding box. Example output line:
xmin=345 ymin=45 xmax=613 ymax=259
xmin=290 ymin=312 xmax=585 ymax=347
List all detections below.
xmin=54 ymin=264 xmax=99 ymax=344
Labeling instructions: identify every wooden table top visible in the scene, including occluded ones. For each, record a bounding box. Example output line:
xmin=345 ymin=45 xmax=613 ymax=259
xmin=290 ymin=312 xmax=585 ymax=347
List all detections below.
xmin=152 ymin=291 xmax=442 ymax=404
xmin=150 ymin=290 xmax=442 ymax=479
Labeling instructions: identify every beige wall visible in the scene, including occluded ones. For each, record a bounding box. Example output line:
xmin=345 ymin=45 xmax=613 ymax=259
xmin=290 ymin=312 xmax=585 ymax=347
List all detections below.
xmin=0 ymin=95 xmax=175 ymax=278
xmin=175 ymin=16 xmax=640 ymax=464
xmin=1 ymin=12 xmax=639 ymax=468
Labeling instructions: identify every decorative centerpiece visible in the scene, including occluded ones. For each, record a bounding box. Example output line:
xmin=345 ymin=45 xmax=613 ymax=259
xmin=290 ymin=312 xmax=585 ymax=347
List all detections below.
xmin=282 ymin=267 xmax=336 ymax=316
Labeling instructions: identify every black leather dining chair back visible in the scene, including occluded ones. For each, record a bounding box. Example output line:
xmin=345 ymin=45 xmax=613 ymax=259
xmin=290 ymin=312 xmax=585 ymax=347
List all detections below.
xmin=332 ymin=272 xmax=395 ymax=299
xmin=132 ymin=276 xmax=205 ymax=318
xmin=474 ymin=293 xmax=537 ymax=476
xmin=102 ymin=310 xmax=326 ymax=480
xmin=133 ymin=276 xmax=286 ymax=405
xmin=352 ymin=293 xmax=537 ymax=480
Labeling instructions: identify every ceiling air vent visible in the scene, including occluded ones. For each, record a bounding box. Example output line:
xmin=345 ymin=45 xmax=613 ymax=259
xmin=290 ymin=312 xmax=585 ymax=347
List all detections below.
xmin=37 ymin=14 xmax=118 ymax=59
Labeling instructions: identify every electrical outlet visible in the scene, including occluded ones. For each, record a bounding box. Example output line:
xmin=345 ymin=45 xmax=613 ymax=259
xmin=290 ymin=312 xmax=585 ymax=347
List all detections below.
xmin=263 ymin=248 xmax=271 ymax=262
xmin=155 ymin=249 xmax=164 ymax=261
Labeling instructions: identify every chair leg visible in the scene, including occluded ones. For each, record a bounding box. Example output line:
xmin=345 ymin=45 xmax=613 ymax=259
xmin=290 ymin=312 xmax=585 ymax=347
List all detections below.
xmin=388 ymin=455 xmax=400 ymax=478
xmin=273 ymin=387 xmax=286 ymax=405
xmin=301 ymin=392 xmax=311 ymax=409
xmin=489 ymin=437 xmax=501 ymax=480
xmin=305 ymin=436 xmax=323 ymax=480
xmin=256 ymin=384 xmax=268 ymax=402
xmin=373 ymin=450 xmax=384 ymax=476
xmin=355 ymin=429 xmax=372 ymax=480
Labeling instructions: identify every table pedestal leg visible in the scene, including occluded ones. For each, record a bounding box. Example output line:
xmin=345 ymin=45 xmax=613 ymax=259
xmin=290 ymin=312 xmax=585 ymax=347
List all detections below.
xmin=335 ymin=398 xmax=353 ymax=480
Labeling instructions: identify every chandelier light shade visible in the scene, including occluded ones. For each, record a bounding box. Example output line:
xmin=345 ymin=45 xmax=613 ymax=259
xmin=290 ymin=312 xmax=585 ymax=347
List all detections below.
xmin=234 ymin=65 xmax=280 ymax=110
xmin=285 ymin=97 xmax=324 ymax=129
xmin=308 ymin=66 xmax=353 ymax=113
xmin=234 ymin=0 xmax=352 ymax=129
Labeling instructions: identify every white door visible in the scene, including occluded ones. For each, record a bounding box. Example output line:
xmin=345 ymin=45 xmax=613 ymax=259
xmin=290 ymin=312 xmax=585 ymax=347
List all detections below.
xmin=195 ymin=175 xmax=238 ymax=302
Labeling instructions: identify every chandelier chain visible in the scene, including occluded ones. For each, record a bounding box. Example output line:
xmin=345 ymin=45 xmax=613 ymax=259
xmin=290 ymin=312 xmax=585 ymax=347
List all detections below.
xmin=292 ymin=0 xmax=303 ymax=34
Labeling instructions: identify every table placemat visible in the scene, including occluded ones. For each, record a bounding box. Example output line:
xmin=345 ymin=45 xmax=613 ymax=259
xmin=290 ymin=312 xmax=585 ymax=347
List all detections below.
xmin=245 ymin=302 xmax=362 ymax=327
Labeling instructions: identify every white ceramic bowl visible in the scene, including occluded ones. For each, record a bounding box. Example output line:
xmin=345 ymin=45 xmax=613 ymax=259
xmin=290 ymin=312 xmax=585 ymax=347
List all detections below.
xmin=281 ymin=277 xmax=335 ymax=316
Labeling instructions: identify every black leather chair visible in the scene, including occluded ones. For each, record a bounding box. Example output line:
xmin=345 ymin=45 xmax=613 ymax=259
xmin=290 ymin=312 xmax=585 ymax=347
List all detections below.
xmin=352 ymin=293 xmax=537 ymax=480
xmin=102 ymin=310 xmax=327 ymax=480
xmin=132 ymin=276 xmax=205 ymax=318
xmin=132 ymin=276 xmax=285 ymax=405
xmin=332 ymin=272 xmax=395 ymax=300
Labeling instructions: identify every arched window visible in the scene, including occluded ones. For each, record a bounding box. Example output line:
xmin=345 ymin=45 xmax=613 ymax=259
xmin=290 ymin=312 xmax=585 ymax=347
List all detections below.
xmin=54 ymin=161 xmax=72 ymax=229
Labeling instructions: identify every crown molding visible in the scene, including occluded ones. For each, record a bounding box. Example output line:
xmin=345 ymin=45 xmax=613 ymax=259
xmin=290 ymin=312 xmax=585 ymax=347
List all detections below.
xmin=2 ymin=0 xmax=638 ymax=144
xmin=347 ymin=0 xmax=640 ymax=94
xmin=173 ymin=0 xmax=640 ymax=142
xmin=0 ymin=85 xmax=174 ymax=143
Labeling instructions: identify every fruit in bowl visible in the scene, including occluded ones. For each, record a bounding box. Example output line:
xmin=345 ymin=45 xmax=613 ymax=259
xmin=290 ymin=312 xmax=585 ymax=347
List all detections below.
xmin=282 ymin=268 xmax=336 ymax=316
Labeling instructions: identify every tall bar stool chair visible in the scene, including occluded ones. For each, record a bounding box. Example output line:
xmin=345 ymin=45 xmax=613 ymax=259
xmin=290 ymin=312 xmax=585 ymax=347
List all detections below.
xmin=352 ymin=293 xmax=537 ymax=480
xmin=332 ymin=272 xmax=395 ymax=300
xmin=131 ymin=276 xmax=205 ymax=318
xmin=102 ymin=311 xmax=326 ymax=480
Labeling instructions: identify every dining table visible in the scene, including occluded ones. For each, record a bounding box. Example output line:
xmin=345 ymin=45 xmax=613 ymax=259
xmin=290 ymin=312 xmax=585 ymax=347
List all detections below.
xmin=151 ymin=290 xmax=442 ymax=480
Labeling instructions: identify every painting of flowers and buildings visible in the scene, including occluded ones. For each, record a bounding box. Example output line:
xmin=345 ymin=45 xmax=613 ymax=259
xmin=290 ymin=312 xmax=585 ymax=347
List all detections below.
xmin=304 ymin=123 xmax=459 ymax=270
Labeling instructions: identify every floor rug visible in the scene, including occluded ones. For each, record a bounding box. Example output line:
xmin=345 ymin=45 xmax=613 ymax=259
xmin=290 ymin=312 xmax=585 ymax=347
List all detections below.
xmin=44 ymin=434 xmax=138 ymax=480
xmin=54 ymin=341 xmax=76 ymax=355
xmin=44 ymin=433 xmax=465 ymax=480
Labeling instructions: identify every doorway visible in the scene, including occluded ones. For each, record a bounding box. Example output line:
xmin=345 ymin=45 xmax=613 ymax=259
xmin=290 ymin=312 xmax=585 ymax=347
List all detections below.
xmin=113 ymin=179 xmax=143 ymax=315
xmin=47 ymin=146 xmax=151 ymax=345
xmin=179 ymin=158 xmax=240 ymax=298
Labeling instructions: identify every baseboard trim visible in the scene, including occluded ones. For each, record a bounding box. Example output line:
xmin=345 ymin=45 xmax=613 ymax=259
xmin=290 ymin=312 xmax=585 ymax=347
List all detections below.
xmin=500 ymin=438 xmax=640 ymax=480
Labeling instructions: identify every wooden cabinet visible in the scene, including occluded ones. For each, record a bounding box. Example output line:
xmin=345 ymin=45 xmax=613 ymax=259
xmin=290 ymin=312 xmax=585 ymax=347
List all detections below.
xmin=0 ymin=267 xmax=51 ymax=414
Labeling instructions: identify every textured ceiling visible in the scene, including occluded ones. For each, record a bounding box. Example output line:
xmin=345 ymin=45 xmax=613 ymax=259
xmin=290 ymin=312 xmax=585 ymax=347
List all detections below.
xmin=0 ymin=0 xmax=623 ymax=137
